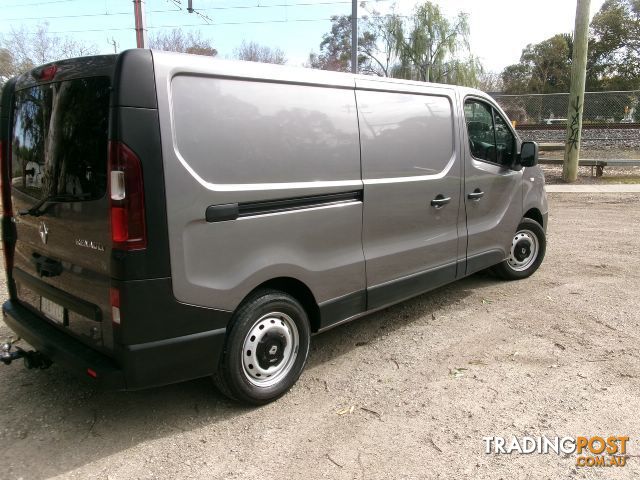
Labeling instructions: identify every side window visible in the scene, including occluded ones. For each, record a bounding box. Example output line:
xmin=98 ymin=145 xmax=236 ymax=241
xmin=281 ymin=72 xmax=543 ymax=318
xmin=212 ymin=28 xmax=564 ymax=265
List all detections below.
xmin=464 ymin=99 xmax=516 ymax=167
xmin=493 ymin=112 xmax=515 ymax=165
xmin=464 ymin=100 xmax=496 ymax=163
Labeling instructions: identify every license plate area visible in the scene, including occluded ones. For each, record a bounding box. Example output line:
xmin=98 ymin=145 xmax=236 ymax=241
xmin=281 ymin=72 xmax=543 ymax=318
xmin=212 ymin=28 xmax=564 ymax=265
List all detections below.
xmin=40 ymin=297 xmax=65 ymax=325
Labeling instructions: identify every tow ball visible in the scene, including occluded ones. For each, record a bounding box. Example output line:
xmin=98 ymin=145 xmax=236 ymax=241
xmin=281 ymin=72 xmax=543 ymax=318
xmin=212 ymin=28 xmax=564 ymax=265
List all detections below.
xmin=1 ymin=339 xmax=52 ymax=369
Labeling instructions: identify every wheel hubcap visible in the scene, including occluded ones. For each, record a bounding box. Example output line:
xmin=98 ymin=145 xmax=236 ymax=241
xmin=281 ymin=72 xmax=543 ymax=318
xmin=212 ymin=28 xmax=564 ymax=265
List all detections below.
xmin=256 ymin=332 xmax=286 ymax=369
xmin=507 ymin=229 xmax=539 ymax=271
xmin=242 ymin=312 xmax=299 ymax=387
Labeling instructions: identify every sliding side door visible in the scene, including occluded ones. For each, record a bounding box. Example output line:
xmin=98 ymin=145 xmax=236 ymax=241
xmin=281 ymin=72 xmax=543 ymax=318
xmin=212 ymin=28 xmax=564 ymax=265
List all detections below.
xmin=356 ymin=80 xmax=463 ymax=309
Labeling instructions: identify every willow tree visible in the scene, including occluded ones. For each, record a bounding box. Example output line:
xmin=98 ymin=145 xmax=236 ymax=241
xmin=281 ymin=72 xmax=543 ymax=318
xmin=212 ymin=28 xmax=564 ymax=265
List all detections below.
xmin=392 ymin=2 xmax=482 ymax=85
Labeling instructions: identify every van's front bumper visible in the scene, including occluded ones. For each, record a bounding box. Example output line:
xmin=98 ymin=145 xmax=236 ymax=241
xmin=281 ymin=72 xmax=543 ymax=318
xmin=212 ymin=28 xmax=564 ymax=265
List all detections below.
xmin=2 ymin=299 xmax=228 ymax=390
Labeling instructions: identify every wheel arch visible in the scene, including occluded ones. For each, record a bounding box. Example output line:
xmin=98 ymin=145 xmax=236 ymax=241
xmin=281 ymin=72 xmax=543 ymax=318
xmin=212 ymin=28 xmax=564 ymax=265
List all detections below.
xmin=523 ymin=207 xmax=544 ymax=229
xmin=244 ymin=277 xmax=321 ymax=333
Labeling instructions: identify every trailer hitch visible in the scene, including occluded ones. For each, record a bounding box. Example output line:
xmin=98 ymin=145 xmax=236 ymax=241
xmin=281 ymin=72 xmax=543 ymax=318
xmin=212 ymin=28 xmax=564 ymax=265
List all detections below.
xmin=1 ymin=339 xmax=52 ymax=369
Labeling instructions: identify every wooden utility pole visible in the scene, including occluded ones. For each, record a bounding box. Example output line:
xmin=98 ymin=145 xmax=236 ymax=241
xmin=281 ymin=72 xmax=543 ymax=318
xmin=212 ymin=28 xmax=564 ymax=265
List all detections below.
xmin=133 ymin=0 xmax=148 ymax=48
xmin=563 ymin=0 xmax=591 ymax=182
xmin=351 ymin=0 xmax=357 ymax=74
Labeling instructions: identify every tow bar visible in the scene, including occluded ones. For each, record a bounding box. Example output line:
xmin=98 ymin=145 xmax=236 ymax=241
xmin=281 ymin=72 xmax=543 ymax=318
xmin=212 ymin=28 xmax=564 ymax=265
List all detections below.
xmin=0 ymin=339 xmax=52 ymax=369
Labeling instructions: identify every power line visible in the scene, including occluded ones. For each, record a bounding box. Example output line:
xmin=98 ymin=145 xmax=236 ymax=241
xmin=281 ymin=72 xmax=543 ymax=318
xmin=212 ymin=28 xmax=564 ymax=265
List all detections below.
xmin=2 ymin=0 xmax=79 ymax=7
xmin=0 ymin=1 xmax=399 ymax=35
xmin=147 ymin=17 xmax=337 ymax=29
xmin=1 ymin=10 xmax=165 ymax=22
xmin=165 ymin=0 xmax=213 ymax=24
xmin=1 ymin=0 xmax=389 ymax=22
xmin=197 ymin=1 xmax=353 ymax=11
xmin=31 ymin=17 xmax=339 ymax=34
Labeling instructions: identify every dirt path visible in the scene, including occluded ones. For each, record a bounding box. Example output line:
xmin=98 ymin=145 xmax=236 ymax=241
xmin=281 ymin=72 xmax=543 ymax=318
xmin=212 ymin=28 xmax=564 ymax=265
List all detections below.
xmin=0 ymin=194 xmax=639 ymax=480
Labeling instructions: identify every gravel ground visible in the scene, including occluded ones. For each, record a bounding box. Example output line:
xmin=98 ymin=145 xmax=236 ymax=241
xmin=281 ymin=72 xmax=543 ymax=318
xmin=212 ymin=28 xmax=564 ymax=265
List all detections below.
xmin=0 ymin=193 xmax=639 ymax=480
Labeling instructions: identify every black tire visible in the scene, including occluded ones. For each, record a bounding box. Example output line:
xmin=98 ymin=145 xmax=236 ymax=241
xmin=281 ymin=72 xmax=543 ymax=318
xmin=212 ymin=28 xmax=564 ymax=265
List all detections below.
xmin=491 ymin=218 xmax=546 ymax=280
xmin=213 ymin=289 xmax=311 ymax=405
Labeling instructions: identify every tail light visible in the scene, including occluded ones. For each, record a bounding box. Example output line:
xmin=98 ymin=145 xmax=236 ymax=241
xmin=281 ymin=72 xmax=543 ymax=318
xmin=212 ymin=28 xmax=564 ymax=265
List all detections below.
xmin=0 ymin=140 xmax=14 ymax=271
xmin=110 ymin=287 xmax=121 ymax=325
xmin=108 ymin=141 xmax=147 ymax=250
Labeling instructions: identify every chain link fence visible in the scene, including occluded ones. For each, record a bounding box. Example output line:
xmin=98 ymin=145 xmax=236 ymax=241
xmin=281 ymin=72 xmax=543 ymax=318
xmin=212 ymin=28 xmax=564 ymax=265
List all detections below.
xmin=491 ymin=91 xmax=639 ymax=127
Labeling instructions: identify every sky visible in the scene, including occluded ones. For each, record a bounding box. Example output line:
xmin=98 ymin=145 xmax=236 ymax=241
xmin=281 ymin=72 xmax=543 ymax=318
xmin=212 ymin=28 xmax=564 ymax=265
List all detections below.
xmin=0 ymin=0 xmax=606 ymax=73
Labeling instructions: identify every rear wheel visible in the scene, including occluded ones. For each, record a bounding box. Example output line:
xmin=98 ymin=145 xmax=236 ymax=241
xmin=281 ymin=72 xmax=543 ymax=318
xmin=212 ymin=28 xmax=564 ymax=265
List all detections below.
xmin=214 ymin=289 xmax=311 ymax=405
xmin=492 ymin=218 xmax=546 ymax=280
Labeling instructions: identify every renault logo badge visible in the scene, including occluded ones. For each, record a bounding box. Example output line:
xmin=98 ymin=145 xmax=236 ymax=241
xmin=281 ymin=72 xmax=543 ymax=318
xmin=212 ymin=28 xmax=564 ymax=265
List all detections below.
xmin=39 ymin=222 xmax=48 ymax=245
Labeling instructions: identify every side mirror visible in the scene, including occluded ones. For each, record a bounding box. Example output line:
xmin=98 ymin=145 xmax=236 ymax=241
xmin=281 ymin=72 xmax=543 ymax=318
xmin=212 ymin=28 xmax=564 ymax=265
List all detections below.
xmin=520 ymin=141 xmax=539 ymax=167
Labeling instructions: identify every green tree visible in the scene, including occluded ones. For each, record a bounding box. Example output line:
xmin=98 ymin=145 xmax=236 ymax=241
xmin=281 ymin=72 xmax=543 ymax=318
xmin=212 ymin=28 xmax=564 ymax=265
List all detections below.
xmin=307 ymin=15 xmax=377 ymax=73
xmin=392 ymin=2 xmax=481 ymax=85
xmin=307 ymin=15 xmax=353 ymax=72
xmin=308 ymin=2 xmax=482 ymax=87
xmin=501 ymin=0 xmax=640 ymax=93
xmin=500 ymin=64 xmax=532 ymax=94
xmin=358 ymin=8 xmax=403 ymax=77
xmin=501 ymin=34 xmax=572 ymax=94
xmin=588 ymin=0 xmax=640 ymax=90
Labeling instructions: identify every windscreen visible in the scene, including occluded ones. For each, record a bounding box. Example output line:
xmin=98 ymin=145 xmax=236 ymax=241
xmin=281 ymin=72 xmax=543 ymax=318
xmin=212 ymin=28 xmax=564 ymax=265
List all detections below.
xmin=11 ymin=76 xmax=110 ymax=201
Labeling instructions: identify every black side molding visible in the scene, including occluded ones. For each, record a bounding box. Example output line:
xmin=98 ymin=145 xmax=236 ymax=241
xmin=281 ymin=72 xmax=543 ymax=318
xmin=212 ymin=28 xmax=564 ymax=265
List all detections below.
xmin=206 ymin=203 xmax=240 ymax=223
xmin=367 ymin=262 xmax=457 ymax=311
xmin=205 ymin=190 xmax=363 ymax=223
xmin=318 ymin=290 xmax=367 ymax=330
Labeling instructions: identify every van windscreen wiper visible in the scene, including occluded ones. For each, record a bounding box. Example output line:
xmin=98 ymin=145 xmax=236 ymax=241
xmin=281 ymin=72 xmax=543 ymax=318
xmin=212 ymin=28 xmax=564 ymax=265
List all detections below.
xmin=18 ymin=193 xmax=92 ymax=217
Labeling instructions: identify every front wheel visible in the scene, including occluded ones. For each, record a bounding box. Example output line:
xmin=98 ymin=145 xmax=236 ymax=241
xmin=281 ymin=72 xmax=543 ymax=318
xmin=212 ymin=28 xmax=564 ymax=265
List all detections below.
xmin=492 ymin=218 xmax=546 ymax=280
xmin=213 ymin=289 xmax=311 ymax=405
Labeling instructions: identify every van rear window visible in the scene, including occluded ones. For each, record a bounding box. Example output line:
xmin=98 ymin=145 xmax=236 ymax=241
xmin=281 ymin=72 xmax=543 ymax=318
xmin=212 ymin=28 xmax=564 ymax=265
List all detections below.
xmin=11 ymin=76 xmax=110 ymax=201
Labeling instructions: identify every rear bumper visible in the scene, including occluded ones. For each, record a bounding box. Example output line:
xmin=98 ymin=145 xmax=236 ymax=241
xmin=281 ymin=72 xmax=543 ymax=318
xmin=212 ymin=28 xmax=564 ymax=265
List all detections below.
xmin=2 ymin=300 xmax=228 ymax=390
xmin=2 ymin=300 xmax=125 ymax=388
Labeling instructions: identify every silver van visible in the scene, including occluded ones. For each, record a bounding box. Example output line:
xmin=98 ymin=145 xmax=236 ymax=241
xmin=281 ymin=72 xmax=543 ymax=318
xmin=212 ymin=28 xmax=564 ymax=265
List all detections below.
xmin=0 ymin=50 xmax=547 ymax=404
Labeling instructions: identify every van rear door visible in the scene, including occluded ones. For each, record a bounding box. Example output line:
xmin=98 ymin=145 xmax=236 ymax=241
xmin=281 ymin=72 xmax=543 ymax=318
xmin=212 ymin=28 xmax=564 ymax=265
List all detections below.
xmin=8 ymin=61 xmax=116 ymax=353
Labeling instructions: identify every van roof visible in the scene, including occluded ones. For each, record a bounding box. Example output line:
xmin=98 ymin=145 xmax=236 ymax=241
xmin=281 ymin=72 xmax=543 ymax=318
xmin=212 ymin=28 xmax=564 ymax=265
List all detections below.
xmin=149 ymin=49 xmax=491 ymax=99
xmin=11 ymin=49 xmax=492 ymax=103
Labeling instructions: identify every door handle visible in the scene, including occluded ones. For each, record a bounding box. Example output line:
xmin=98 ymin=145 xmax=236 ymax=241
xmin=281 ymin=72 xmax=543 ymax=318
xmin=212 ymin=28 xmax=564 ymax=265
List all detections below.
xmin=31 ymin=253 xmax=63 ymax=278
xmin=430 ymin=195 xmax=451 ymax=208
xmin=467 ymin=189 xmax=485 ymax=200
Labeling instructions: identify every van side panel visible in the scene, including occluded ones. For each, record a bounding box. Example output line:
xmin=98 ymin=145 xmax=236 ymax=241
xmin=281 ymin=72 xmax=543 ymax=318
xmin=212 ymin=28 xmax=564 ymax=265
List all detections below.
xmin=152 ymin=52 xmax=365 ymax=313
